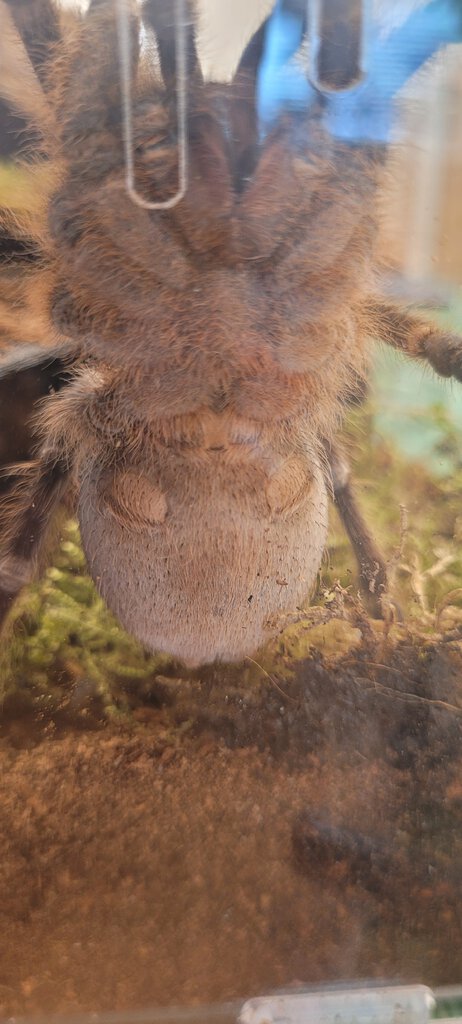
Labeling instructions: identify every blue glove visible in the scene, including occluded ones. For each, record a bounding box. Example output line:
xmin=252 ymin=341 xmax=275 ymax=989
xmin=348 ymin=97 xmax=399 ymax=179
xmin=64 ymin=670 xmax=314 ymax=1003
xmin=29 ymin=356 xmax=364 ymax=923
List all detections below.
xmin=257 ymin=0 xmax=462 ymax=143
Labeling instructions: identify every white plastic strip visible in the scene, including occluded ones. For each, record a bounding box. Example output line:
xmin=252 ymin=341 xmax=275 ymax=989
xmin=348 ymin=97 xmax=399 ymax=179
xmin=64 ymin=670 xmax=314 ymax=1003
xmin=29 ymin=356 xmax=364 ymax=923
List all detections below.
xmin=115 ymin=0 xmax=188 ymax=210
xmin=239 ymin=984 xmax=436 ymax=1024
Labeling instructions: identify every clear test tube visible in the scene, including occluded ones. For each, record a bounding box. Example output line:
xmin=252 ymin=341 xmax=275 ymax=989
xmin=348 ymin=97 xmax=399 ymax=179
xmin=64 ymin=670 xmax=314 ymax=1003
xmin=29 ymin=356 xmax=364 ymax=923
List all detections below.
xmin=115 ymin=0 xmax=188 ymax=209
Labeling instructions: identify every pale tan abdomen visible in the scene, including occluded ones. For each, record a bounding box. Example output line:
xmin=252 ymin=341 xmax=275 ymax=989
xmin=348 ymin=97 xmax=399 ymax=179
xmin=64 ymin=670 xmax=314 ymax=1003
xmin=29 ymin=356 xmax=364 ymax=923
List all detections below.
xmin=78 ymin=447 xmax=328 ymax=665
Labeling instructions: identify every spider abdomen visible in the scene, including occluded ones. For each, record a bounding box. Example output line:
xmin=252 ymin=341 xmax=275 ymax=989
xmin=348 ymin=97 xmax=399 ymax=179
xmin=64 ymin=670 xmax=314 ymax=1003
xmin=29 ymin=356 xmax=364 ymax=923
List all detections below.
xmin=77 ymin=444 xmax=328 ymax=665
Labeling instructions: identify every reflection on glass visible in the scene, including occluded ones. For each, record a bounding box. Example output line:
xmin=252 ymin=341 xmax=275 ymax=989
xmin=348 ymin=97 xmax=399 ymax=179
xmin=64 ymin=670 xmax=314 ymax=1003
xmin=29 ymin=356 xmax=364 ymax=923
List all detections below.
xmin=0 ymin=2 xmax=461 ymax=1021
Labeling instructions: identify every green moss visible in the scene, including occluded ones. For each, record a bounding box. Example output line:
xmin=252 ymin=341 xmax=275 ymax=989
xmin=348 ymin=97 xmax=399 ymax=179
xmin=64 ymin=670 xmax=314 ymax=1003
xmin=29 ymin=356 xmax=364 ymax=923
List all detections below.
xmin=277 ymin=618 xmax=363 ymax=661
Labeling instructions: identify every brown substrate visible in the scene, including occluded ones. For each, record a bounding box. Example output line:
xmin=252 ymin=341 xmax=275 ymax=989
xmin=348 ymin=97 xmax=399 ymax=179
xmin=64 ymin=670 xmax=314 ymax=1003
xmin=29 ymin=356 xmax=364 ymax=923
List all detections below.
xmin=1 ymin=637 xmax=462 ymax=1018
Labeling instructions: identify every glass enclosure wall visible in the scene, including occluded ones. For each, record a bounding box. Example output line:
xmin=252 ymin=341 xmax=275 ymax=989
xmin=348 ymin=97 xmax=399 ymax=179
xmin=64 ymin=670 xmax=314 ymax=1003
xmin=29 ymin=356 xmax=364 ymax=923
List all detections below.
xmin=0 ymin=2 xmax=461 ymax=1021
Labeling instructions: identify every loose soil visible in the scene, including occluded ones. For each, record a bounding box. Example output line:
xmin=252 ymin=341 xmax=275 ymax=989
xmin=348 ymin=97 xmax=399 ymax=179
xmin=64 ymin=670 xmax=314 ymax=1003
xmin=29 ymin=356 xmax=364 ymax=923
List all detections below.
xmin=1 ymin=636 xmax=462 ymax=1019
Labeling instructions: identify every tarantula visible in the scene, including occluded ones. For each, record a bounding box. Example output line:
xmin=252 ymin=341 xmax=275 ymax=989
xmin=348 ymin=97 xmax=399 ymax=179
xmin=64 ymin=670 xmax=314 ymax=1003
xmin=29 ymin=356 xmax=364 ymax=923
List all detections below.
xmin=0 ymin=0 xmax=461 ymax=666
